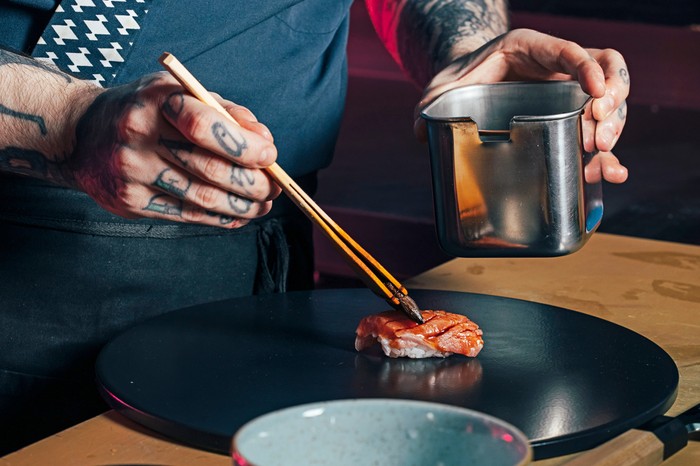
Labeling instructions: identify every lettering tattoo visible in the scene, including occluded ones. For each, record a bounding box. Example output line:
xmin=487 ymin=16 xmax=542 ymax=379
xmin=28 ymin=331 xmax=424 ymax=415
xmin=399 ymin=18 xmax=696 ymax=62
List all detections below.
xmin=206 ymin=210 xmax=236 ymax=225
xmin=212 ymin=122 xmax=247 ymax=158
xmin=162 ymin=91 xmax=185 ymax=120
xmin=396 ymin=0 xmax=508 ymax=84
xmin=152 ymin=168 xmax=191 ymax=198
xmin=619 ymin=68 xmax=630 ymax=85
xmin=0 ymin=48 xmax=72 ymax=83
xmin=158 ymin=136 xmax=194 ymax=166
xmin=144 ymin=194 xmax=183 ymax=217
xmin=230 ymin=165 xmax=256 ymax=194
xmin=617 ymin=101 xmax=627 ymax=121
xmin=227 ymin=193 xmax=252 ymax=215
xmin=0 ymin=104 xmax=47 ymax=135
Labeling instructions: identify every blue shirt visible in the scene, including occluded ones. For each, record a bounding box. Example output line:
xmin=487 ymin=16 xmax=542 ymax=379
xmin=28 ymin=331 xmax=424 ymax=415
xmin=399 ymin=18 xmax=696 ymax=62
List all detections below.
xmin=0 ymin=0 xmax=352 ymax=176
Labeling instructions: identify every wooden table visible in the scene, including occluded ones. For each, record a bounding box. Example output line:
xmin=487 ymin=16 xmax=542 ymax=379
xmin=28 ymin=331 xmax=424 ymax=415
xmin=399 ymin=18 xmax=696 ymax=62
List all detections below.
xmin=2 ymin=233 xmax=698 ymax=465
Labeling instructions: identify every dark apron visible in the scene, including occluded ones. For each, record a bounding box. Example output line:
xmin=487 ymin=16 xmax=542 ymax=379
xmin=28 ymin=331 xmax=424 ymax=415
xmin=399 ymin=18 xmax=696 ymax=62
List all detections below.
xmin=0 ymin=0 xmax=349 ymax=452
xmin=0 ymin=173 xmax=316 ymax=453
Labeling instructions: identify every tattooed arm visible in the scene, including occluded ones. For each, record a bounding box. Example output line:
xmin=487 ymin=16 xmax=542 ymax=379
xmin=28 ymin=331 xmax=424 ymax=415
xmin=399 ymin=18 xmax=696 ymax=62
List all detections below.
xmin=365 ymin=0 xmax=508 ymax=87
xmin=0 ymin=47 xmax=100 ymax=185
xmin=0 ymin=47 xmax=280 ymax=227
xmin=365 ymin=0 xmax=629 ymax=184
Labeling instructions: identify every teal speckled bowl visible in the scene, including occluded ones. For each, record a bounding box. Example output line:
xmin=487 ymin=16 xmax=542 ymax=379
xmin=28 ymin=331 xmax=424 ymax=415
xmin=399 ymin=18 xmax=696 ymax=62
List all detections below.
xmin=232 ymin=399 xmax=532 ymax=466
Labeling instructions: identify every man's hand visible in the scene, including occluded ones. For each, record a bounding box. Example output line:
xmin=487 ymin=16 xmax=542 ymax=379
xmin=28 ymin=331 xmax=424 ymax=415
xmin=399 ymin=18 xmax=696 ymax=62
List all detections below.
xmin=0 ymin=46 xmax=280 ymax=229
xmin=68 ymin=72 xmax=281 ymax=228
xmin=415 ymin=29 xmax=629 ymax=184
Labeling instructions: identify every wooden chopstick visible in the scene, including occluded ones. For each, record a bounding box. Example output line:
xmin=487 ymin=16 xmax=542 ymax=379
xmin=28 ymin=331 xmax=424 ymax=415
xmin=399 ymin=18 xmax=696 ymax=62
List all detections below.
xmin=158 ymin=52 xmax=412 ymax=313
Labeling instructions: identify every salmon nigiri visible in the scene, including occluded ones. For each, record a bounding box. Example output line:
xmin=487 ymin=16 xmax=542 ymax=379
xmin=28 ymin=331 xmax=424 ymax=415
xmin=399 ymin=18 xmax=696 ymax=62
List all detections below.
xmin=355 ymin=310 xmax=483 ymax=358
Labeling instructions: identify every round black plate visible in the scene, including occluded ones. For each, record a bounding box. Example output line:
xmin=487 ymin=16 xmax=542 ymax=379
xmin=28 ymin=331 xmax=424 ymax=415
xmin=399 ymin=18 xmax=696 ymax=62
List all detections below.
xmin=96 ymin=289 xmax=678 ymax=459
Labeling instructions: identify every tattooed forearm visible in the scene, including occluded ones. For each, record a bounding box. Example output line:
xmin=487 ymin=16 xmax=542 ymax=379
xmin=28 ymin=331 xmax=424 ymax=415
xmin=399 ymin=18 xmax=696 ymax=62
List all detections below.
xmin=144 ymin=194 xmax=183 ymax=216
xmin=152 ymin=168 xmax=191 ymax=198
xmin=399 ymin=0 xmax=507 ymax=83
xmin=0 ymin=47 xmax=104 ymax=184
xmin=0 ymin=104 xmax=47 ymax=135
xmin=212 ymin=122 xmax=247 ymax=158
xmin=159 ymin=136 xmax=194 ymax=166
xmin=367 ymin=0 xmax=508 ymax=85
xmin=0 ymin=48 xmax=72 ymax=83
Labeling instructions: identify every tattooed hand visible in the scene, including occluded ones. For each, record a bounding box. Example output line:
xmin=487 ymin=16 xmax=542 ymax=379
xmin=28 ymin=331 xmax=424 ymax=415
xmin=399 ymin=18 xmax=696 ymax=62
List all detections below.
xmin=68 ymin=72 xmax=281 ymax=227
xmin=414 ymin=29 xmax=629 ymax=184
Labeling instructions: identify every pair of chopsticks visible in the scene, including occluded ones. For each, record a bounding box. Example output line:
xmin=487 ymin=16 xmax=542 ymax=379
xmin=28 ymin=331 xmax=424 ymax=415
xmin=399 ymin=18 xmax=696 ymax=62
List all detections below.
xmin=159 ymin=53 xmax=423 ymax=324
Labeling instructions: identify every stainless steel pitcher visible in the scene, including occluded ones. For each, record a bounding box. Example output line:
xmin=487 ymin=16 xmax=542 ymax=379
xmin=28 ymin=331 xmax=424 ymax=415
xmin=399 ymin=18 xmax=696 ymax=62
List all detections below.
xmin=421 ymin=81 xmax=603 ymax=257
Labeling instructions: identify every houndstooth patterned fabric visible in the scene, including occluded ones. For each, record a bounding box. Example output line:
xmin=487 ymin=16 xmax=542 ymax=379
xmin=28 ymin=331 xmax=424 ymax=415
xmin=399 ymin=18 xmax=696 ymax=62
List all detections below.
xmin=32 ymin=0 xmax=151 ymax=87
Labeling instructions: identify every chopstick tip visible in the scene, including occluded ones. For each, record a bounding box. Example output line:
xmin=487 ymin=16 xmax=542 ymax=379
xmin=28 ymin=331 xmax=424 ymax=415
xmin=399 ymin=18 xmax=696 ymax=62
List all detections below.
xmin=386 ymin=282 xmax=423 ymax=324
xmin=400 ymin=294 xmax=424 ymax=324
xmin=159 ymin=52 xmax=174 ymax=65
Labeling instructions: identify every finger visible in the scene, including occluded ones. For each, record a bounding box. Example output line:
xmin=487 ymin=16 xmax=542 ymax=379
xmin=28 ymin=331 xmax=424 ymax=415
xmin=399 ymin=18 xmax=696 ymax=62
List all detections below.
xmin=215 ymin=97 xmax=274 ymax=142
xmin=595 ymin=100 xmax=627 ymax=152
xmin=140 ymin=191 xmax=253 ymax=228
xmin=147 ymin=164 xmax=273 ymax=220
xmin=581 ymin=101 xmax=597 ymax=153
xmin=156 ymin=128 xmax=281 ymax=201
xmin=519 ymin=30 xmax=606 ymax=98
xmin=584 ymin=151 xmax=628 ymax=184
xmin=588 ymin=48 xmax=630 ymax=121
xmin=599 ymin=151 xmax=628 ymax=183
xmin=160 ymin=91 xmax=277 ymax=168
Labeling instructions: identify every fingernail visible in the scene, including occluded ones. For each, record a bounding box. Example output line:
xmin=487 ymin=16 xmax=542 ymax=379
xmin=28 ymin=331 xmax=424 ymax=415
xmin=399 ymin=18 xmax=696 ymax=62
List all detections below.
xmin=259 ymin=149 xmax=272 ymax=165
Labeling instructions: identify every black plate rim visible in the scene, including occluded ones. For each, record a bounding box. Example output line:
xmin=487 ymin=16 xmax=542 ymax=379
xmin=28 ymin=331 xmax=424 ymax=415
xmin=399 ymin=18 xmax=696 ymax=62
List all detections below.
xmin=96 ymin=288 xmax=680 ymax=460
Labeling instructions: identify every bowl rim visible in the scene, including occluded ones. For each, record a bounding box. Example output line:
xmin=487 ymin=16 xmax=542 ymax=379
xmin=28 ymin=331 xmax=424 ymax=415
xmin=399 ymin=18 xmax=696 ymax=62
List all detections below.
xmin=231 ymin=398 xmax=533 ymax=466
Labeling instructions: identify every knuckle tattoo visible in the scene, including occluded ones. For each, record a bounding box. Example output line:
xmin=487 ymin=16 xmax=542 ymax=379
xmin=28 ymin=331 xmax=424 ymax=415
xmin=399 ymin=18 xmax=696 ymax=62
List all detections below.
xmin=152 ymin=168 xmax=191 ymax=199
xmin=617 ymin=101 xmax=627 ymax=120
xmin=162 ymin=91 xmax=185 ymax=120
xmin=158 ymin=136 xmax=194 ymax=167
xmin=144 ymin=194 xmax=183 ymax=217
xmin=230 ymin=166 xmax=256 ymax=195
xmin=212 ymin=122 xmax=247 ymax=158
xmin=619 ymin=68 xmax=630 ymax=85
xmin=227 ymin=193 xmax=253 ymax=215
